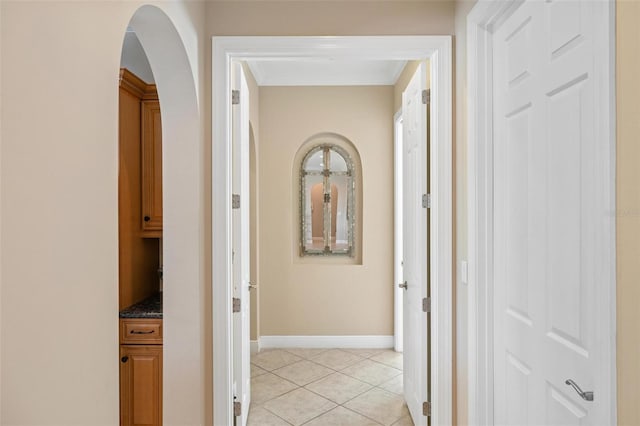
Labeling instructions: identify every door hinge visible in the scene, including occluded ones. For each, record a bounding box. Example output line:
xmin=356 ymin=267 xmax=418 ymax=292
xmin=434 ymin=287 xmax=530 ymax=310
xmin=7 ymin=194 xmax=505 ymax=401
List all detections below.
xmin=233 ymin=400 xmax=242 ymax=416
xmin=422 ymin=297 xmax=431 ymax=313
xmin=422 ymin=89 xmax=430 ymax=105
xmin=232 ymin=90 xmax=240 ymax=105
xmin=232 ymin=297 xmax=241 ymax=313
xmin=232 ymin=194 xmax=240 ymax=209
xmin=423 ymin=401 xmax=431 ymax=416
xmin=422 ymin=193 xmax=431 ymax=209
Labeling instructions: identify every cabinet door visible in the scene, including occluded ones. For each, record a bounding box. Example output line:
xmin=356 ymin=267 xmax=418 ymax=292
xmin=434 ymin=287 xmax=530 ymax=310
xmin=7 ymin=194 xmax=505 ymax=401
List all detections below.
xmin=120 ymin=345 xmax=162 ymax=426
xmin=141 ymin=100 xmax=162 ymax=236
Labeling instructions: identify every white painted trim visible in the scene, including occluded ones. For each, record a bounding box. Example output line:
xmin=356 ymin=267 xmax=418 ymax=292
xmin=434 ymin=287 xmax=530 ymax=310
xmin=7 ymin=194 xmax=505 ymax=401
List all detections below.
xmin=245 ymin=59 xmax=408 ymax=87
xmin=213 ymin=36 xmax=453 ymax=426
xmin=595 ymin=2 xmax=618 ymax=423
xmin=259 ymin=335 xmax=394 ymax=349
xmin=466 ymin=2 xmax=617 ymax=425
xmin=212 ymin=37 xmax=234 ymax=426
xmin=250 ymin=340 xmax=260 ymax=355
xmin=427 ymin=40 xmax=453 ymax=426
xmin=466 ymin=4 xmax=500 ymax=424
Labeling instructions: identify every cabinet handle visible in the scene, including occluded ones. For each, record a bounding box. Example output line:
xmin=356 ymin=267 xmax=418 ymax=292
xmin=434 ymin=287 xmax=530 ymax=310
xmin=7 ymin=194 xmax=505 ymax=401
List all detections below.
xmin=144 ymin=216 xmax=150 ymax=222
xmin=130 ymin=329 xmax=155 ymax=335
xmin=121 ymin=356 xmax=129 ymax=363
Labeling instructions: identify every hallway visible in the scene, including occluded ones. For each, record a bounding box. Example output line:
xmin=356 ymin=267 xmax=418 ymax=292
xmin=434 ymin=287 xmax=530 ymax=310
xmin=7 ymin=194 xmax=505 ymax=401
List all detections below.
xmin=248 ymin=348 xmax=413 ymax=425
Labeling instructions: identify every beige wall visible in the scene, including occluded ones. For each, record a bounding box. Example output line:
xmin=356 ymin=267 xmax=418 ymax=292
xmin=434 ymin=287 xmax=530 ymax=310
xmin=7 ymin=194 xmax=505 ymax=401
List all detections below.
xmin=616 ymin=1 xmax=640 ymax=424
xmin=207 ymin=1 xmax=455 ymax=36
xmin=202 ymin=1 xmax=456 ymax=420
xmin=393 ymin=60 xmax=431 ymax=112
xmin=0 ymin=1 xmax=207 ymax=425
xmin=0 ymin=0 xmax=459 ymax=423
xmin=258 ymin=86 xmax=394 ymax=336
xmin=0 ymin=1 xmax=459 ymax=423
xmin=205 ymin=0 xmax=456 ymax=339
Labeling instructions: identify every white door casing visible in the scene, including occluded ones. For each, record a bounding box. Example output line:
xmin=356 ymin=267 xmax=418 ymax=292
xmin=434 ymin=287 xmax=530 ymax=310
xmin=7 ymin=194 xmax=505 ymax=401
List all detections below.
xmin=402 ymin=62 xmax=429 ymax=426
xmin=232 ymin=62 xmax=251 ymax=426
xmin=467 ymin=1 xmax=616 ymax=425
xmin=213 ymin=37 xmax=453 ymax=426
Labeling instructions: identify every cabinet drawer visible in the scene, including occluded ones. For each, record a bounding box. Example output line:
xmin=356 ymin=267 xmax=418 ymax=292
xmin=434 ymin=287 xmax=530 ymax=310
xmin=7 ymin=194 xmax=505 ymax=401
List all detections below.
xmin=120 ymin=318 xmax=162 ymax=345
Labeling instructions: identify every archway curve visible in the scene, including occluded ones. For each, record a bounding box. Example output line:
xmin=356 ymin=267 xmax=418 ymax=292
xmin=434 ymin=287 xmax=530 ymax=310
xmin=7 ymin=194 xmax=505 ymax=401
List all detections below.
xmin=121 ymin=6 xmax=204 ymax=425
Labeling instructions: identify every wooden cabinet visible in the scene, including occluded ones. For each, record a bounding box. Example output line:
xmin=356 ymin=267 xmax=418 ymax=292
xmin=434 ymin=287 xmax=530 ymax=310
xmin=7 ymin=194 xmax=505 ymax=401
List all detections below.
xmin=120 ymin=318 xmax=162 ymax=426
xmin=120 ymin=345 xmax=162 ymax=426
xmin=141 ymin=100 xmax=163 ymax=237
xmin=118 ymin=69 xmax=161 ymax=310
xmin=119 ymin=69 xmax=163 ymax=426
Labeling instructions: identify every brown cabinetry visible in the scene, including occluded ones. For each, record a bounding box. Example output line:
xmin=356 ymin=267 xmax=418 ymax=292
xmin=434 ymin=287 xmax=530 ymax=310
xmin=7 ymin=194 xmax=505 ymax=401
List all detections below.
xmin=118 ymin=69 xmax=161 ymax=310
xmin=120 ymin=318 xmax=162 ymax=426
xmin=119 ymin=68 xmax=163 ymax=426
xmin=141 ymin=100 xmax=163 ymax=237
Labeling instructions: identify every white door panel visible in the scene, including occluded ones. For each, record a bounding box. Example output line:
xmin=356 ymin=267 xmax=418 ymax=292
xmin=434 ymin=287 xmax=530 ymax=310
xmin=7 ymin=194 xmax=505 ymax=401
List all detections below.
xmin=232 ymin=62 xmax=251 ymax=426
xmin=493 ymin=1 xmax=605 ymax=425
xmin=394 ymin=113 xmax=404 ymax=353
xmin=402 ymin=62 xmax=428 ymax=426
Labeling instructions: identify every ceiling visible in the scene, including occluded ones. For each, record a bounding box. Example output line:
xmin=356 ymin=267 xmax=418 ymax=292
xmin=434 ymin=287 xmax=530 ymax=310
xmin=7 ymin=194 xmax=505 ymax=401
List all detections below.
xmin=246 ymin=59 xmax=407 ymax=86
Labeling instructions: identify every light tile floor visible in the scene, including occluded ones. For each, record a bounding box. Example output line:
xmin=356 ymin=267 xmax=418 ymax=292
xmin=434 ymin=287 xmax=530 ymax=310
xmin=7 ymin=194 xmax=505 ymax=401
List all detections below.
xmin=249 ymin=348 xmax=415 ymax=426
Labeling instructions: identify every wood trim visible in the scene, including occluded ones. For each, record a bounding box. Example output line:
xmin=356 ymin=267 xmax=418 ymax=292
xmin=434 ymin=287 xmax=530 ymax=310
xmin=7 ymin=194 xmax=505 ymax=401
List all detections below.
xmin=119 ymin=68 xmax=147 ymax=98
xmin=119 ymin=68 xmax=158 ymax=100
xmin=143 ymin=86 xmax=158 ymax=101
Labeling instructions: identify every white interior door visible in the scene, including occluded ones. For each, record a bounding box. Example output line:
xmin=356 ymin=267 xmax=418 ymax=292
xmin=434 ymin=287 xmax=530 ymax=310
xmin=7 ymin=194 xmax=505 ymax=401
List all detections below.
xmin=232 ymin=62 xmax=251 ymax=426
xmin=492 ymin=1 xmax=612 ymax=424
xmin=402 ymin=62 xmax=428 ymax=426
xmin=394 ymin=111 xmax=404 ymax=353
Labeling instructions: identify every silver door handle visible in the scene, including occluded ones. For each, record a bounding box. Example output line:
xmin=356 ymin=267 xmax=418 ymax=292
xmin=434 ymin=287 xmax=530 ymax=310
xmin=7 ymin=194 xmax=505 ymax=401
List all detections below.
xmin=565 ymin=379 xmax=594 ymax=401
xmin=398 ymin=281 xmax=408 ymax=290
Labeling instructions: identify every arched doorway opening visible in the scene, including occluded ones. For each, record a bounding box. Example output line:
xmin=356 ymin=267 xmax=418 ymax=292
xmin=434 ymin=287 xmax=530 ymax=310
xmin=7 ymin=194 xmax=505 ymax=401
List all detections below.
xmin=118 ymin=6 xmax=204 ymax=425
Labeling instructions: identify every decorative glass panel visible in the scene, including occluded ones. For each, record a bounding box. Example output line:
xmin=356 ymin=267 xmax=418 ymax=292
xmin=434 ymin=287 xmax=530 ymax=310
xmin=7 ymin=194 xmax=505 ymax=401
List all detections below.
xmin=330 ymin=150 xmax=348 ymax=172
xmin=305 ymin=150 xmax=324 ymax=172
xmin=300 ymin=145 xmax=355 ymax=256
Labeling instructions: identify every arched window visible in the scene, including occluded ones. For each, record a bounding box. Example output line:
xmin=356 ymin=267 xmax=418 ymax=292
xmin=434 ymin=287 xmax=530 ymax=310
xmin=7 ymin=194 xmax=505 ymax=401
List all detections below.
xmin=300 ymin=144 xmax=355 ymax=256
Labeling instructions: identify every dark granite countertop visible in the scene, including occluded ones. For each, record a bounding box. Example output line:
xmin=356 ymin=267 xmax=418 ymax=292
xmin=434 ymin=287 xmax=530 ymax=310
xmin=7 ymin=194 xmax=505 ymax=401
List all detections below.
xmin=119 ymin=293 xmax=163 ymax=319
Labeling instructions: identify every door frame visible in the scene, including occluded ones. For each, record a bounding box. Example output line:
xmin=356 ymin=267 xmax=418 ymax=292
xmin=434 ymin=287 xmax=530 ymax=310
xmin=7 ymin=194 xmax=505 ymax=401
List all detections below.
xmin=212 ymin=36 xmax=453 ymax=426
xmin=466 ymin=2 xmax=617 ymax=425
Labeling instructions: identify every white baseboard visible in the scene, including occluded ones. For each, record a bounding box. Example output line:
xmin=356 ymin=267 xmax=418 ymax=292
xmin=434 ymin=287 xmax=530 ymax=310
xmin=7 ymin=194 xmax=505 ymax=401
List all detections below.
xmin=250 ymin=340 xmax=260 ymax=355
xmin=259 ymin=335 xmax=394 ymax=349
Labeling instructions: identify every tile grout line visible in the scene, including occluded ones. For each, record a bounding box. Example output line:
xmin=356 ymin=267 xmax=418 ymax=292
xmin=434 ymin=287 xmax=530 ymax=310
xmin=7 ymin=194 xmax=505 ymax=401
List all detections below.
xmin=250 ymin=348 xmax=409 ymax=426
